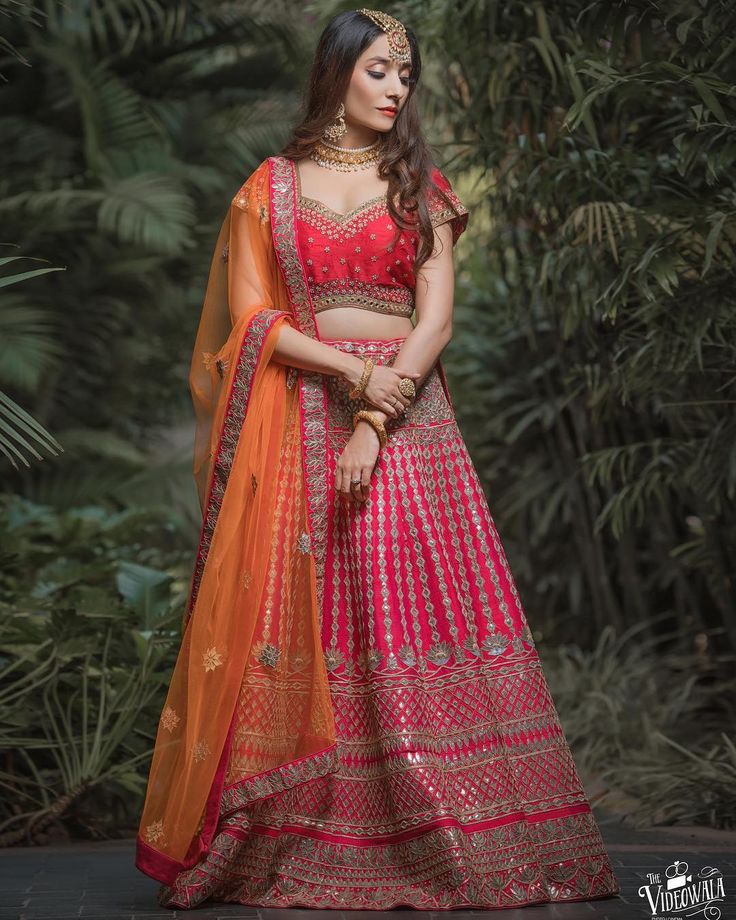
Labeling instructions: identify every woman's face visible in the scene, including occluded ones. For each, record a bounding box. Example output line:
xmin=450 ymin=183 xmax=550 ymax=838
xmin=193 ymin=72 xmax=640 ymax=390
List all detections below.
xmin=343 ymin=34 xmax=412 ymax=133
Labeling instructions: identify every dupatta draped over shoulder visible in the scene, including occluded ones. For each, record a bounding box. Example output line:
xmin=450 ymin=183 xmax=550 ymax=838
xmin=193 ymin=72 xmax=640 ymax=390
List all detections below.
xmin=135 ymin=158 xmax=338 ymax=885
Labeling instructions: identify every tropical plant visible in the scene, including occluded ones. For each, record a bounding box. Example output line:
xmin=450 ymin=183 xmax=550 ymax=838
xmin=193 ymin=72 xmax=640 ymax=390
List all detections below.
xmin=397 ymin=0 xmax=736 ymax=654
xmin=0 ymin=492 xmax=191 ymax=843
xmin=0 ymin=254 xmax=67 ymax=468
xmin=0 ymin=0 xmax=307 ymax=501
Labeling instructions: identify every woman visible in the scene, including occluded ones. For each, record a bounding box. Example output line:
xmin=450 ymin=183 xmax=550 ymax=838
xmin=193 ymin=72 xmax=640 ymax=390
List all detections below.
xmin=135 ymin=8 xmax=622 ymax=911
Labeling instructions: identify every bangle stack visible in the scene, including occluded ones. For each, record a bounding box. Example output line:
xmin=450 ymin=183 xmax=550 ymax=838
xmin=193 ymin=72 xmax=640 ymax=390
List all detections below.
xmin=349 ymin=357 xmax=375 ymax=399
xmin=352 ymin=410 xmax=388 ymax=448
xmin=347 ymin=356 xmax=418 ymax=450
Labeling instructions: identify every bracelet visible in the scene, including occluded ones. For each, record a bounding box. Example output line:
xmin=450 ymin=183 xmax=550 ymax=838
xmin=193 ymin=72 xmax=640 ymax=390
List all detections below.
xmin=352 ymin=410 xmax=387 ymax=448
xmin=349 ymin=357 xmax=375 ymax=400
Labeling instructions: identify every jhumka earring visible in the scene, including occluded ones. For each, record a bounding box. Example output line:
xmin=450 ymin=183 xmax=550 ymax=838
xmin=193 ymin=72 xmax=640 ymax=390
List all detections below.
xmin=323 ymin=102 xmax=347 ymax=141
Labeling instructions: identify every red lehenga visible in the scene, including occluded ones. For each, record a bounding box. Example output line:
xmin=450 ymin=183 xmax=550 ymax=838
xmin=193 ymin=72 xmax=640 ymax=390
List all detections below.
xmin=135 ymin=154 xmax=621 ymax=910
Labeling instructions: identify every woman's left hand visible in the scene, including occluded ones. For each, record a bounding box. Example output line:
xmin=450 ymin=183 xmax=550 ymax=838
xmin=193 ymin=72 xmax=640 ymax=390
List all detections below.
xmin=335 ymin=421 xmax=381 ymax=505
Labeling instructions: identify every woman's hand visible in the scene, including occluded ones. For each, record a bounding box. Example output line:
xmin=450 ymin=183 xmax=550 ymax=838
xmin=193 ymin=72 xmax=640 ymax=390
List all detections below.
xmin=361 ymin=363 xmax=421 ymax=419
xmin=335 ymin=422 xmax=382 ymax=505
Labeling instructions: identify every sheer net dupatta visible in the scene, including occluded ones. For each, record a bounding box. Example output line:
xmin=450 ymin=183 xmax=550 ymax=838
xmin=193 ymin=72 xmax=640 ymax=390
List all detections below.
xmin=135 ymin=160 xmax=338 ymax=886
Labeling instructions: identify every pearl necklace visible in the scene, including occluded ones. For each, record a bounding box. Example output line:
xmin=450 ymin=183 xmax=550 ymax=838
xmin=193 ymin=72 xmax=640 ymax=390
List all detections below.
xmin=310 ymin=137 xmax=382 ymax=172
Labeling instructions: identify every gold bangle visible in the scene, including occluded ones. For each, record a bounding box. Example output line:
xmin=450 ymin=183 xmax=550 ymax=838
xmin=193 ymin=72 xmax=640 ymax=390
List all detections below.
xmin=349 ymin=357 xmax=374 ymax=400
xmin=353 ymin=410 xmax=387 ymax=448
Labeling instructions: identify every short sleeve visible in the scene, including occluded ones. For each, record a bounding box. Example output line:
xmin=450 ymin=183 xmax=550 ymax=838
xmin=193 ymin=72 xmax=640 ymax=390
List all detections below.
xmin=426 ymin=166 xmax=469 ymax=245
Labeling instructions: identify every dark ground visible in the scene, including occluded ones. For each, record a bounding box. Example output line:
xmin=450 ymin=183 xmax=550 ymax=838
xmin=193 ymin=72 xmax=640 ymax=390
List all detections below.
xmin=1 ymin=814 xmax=735 ymax=920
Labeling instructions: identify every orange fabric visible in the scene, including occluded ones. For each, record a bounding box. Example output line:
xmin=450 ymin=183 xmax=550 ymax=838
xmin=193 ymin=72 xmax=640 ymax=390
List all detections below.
xmin=135 ymin=160 xmax=337 ymax=884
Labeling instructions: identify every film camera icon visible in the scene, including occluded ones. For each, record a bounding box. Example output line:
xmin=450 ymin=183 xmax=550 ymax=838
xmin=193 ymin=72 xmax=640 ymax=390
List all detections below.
xmin=666 ymin=860 xmax=693 ymax=891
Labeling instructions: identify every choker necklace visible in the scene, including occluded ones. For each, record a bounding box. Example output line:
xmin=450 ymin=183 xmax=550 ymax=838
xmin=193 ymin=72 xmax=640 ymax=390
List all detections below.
xmin=310 ymin=137 xmax=382 ymax=171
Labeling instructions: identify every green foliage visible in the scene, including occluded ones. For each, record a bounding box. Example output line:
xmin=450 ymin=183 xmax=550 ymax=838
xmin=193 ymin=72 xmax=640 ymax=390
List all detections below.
xmin=0 ymin=0 xmax=306 ymax=491
xmin=402 ymin=0 xmax=736 ymax=652
xmin=540 ymin=623 xmax=736 ymax=829
xmin=0 ymin=492 xmax=192 ymax=842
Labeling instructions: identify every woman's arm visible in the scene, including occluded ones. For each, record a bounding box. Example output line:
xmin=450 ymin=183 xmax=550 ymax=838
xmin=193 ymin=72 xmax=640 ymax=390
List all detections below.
xmin=271 ymin=323 xmax=365 ymax=387
xmin=363 ymin=221 xmax=455 ymax=428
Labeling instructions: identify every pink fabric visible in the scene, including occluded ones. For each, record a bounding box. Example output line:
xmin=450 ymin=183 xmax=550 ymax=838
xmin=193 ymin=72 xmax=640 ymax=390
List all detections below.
xmin=157 ymin=339 xmax=621 ymax=910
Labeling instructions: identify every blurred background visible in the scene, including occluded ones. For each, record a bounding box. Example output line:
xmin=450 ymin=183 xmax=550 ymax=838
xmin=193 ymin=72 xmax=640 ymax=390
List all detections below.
xmin=1 ymin=0 xmax=734 ymax=849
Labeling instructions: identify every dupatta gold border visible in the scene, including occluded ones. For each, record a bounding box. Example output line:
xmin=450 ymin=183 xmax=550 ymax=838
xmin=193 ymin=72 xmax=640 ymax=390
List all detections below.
xmin=268 ymin=155 xmax=330 ymax=614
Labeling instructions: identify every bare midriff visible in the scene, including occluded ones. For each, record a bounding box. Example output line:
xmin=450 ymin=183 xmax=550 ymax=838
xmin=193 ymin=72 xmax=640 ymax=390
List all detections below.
xmin=316 ymin=309 xmax=413 ymax=341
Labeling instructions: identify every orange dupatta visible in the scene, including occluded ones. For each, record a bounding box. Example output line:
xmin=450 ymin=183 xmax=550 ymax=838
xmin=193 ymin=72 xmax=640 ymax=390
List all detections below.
xmin=135 ymin=159 xmax=337 ymax=885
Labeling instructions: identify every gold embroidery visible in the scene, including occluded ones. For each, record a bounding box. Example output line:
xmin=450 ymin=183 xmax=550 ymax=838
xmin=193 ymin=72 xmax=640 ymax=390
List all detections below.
xmin=189 ymin=306 xmax=288 ymax=615
xmin=160 ymin=706 xmax=180 ymax=733
xmin=297 ymin=531 xmax=311 ymax=554
xmin=202 ymin=646 xmax=224 ymax=671
xmin=312 ymin=291 xmax=414 ymax=318
xmin=202 ymin=351 xmax=216 ymax=370
xmin=254 ymin=641 xmax=280 ymax=668
xmin=242 ymin=570 xmax=252 ymax=589
xmin=145 ymin=818 xmax=165 ymax=845
xmin=191 ymin=739 xmax=211 ymax=762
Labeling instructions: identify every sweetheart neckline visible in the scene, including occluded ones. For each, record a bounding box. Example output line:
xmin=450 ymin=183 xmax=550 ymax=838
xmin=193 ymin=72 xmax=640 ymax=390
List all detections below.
xmin=297 ymin=192 xmax=388 ymax=221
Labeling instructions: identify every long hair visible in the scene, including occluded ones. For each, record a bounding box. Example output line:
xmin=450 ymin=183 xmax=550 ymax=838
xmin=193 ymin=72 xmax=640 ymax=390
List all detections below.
xmin=279 ymin=9 xmax=460 ymax=273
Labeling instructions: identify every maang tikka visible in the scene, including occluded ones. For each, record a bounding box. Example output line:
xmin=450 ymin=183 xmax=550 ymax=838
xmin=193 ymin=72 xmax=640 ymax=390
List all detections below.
xmin=357 ymin=8 xmax=412 ymax=65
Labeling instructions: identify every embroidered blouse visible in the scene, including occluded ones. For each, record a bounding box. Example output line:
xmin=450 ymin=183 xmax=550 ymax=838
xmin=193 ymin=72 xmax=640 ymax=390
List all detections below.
xmin=295 ymin=165 xmax=469 ymax=319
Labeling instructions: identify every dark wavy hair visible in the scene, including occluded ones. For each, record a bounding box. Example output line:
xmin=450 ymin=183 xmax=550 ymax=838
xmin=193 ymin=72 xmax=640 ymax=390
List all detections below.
xmin=278 ymin=9 xmax=461 ymax=274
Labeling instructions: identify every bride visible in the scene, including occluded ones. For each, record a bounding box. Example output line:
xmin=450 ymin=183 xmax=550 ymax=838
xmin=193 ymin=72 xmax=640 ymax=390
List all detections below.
xmin=135 ymin=7 xmax=622 ymax=911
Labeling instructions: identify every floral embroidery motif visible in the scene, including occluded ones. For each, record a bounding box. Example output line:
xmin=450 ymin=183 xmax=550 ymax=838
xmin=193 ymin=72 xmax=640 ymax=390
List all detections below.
xmin=483 ymin=633 xmax=511 ymax=656
xmin=323 ymin=644 xmax=345 ymax=671
xmin=191 ymin=739 xmax=211 ymax=762
xmin=160 ymin=706 xmax=180 ymax=733
xmin=145 ymin=818 xmax=165 ymax=845
xmin=242 ymin=570 xmax=252 ymax=589
xmin=357 ymin=647 xmax=384 ymax=671
xmin=202 ymin=646 xmax=224 ymax=672
xmin=286 ymin=366 xmax=298 ymax=389
xmin=255 ymin=641 xmax=280 ymax=668
xmin=297 ymin=531 xmax=311 ymax=554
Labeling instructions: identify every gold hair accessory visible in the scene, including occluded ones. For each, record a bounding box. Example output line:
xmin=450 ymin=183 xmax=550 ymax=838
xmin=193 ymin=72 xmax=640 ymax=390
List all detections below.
xmin=357 ymin=8 xmax=411 ymax=65
xmin=349 ymin=356 xmax=375 ymax=399
xmin=353 ymin=409 xmax=388 ymax=448
xmin=323 ymin=101 xmax=347 ymax=141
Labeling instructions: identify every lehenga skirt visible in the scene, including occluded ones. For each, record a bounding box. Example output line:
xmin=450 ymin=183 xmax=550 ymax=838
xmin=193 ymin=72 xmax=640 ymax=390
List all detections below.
xmin=158 ymin=336 xmax=621 ymax=910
